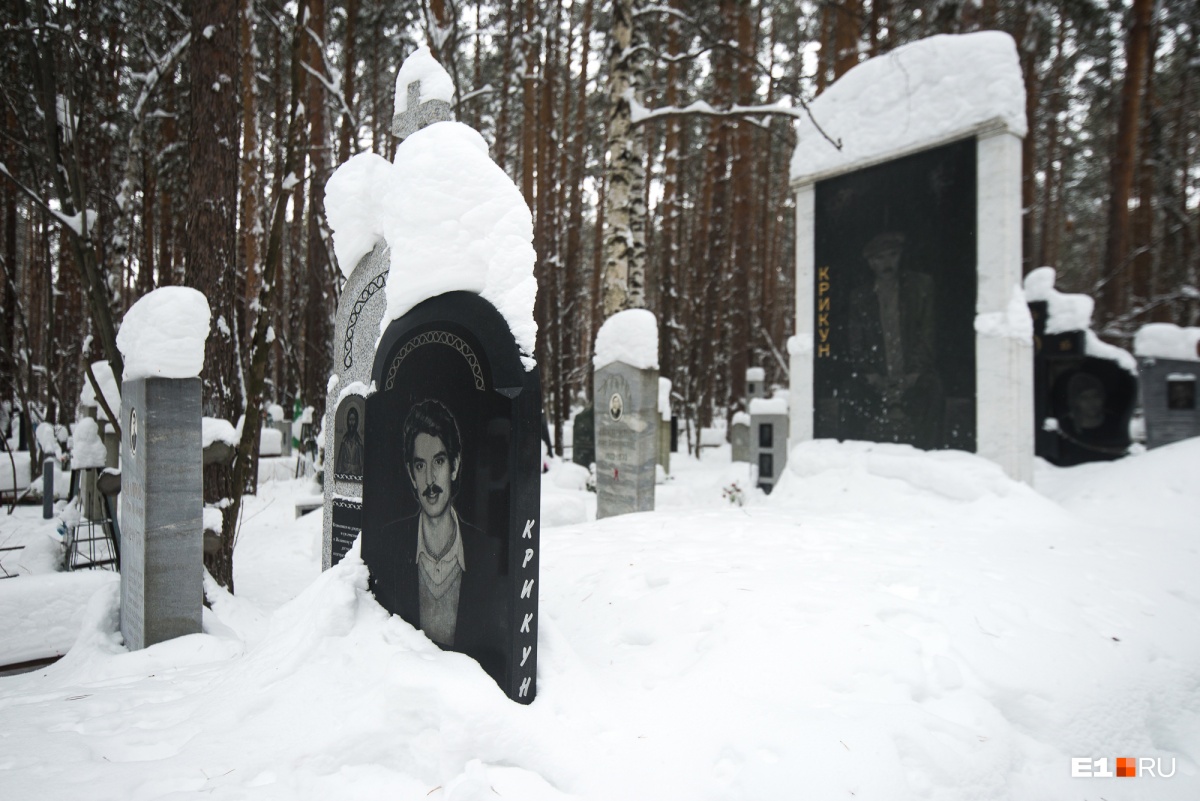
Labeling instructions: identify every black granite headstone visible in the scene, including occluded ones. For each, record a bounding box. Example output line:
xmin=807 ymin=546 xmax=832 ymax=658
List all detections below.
xmin=362 ymin=291 xmax=541 ymax=703
xmin=1029 ymin=301 xmax=1136 ymax=465
xmin=571 ymin=405 xmax=595 ymax=467
xmin=813 ymin=138 xmax=977 ymax=451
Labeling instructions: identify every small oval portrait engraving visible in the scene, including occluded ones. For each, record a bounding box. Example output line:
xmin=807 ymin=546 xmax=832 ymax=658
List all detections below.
xmin=129 ymin=408 xmax=139 ymax=457
xmin=609 ymin=393 xmax=623 ymax=422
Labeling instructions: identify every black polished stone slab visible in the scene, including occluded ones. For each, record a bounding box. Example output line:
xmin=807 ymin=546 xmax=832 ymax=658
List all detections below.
xmin=571 ymin=405 xmax=595 ymax=467
xmin=813 ymin=138 xmax=977 ymax=451
xmin=362 ymin=291 xmax=541 ymax=703
xmin=1030 ymin=301 xmax=1136 ymax=465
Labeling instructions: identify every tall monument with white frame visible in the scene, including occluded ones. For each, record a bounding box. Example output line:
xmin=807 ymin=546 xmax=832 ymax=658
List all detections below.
xmin=788 ymin=32 xmax=1033 ymax=482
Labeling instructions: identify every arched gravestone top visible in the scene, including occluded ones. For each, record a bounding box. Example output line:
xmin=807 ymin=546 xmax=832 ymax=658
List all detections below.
xmin=362 ymin=291 xmax=541 ymax=704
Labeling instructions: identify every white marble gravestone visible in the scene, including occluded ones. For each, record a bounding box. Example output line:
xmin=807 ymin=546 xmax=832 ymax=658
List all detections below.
xmin=594 ymin=309 xmax=659 ymax=519
xmin=788 ymin=32 xmax=1033 ymax=482
xmin=750 ymin=397 xmax=789 ymax=493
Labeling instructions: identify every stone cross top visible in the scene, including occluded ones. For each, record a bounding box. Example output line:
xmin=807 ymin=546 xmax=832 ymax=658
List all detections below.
xmin=392 ymin=80 xmax=454 ymax=141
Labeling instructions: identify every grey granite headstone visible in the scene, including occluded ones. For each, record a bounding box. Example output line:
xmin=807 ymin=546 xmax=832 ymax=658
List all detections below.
xmin=322 ymin=244 xmax=390 ymax=570
xmin=392 ymin=81 xmax=453 ymax=141
xmin=746 ymin=368 xmax=766 ymax=401
xmin=119 ymin=377 xmax=203 ymax=650
xmin=322 ymin=70 xmax=455 ymax=569
xmin=1138 ymin=357 xmax=1200 ymax=449
xmin=750 ymin=400 xmax=789 ymax=494
xmin=730 ymin=417 xmax=751 ymax=463
xmin=595 ymin=362 xmax=658 ymax=518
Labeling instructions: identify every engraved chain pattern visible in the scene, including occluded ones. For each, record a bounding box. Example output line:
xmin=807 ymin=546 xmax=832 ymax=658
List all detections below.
xmin=342 ymin=271 xmax=389 ymax=369
xmin=384 ymin=330 xmax=485 ymax=392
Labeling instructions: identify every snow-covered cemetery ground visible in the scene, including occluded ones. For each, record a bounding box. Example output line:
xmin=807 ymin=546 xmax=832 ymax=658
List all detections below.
xmin=1 ymin=436 xmax=1197 ymax=800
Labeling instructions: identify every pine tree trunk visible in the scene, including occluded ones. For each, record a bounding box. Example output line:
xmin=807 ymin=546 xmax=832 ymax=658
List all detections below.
xmin=240 ymin=0 xmax=261 ymax=343
xmin=185 ymin=0 xmax=242 ymax=591
xmin=302 ymin=0 xmax=333 ymax=425
xmin=1099 ymin=0 xmax=1155 ymax=324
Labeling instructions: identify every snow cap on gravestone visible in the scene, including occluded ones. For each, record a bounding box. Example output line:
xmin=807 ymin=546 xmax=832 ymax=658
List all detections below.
xmin=594 ymin=309 xmax=659 ymax=372
xmin=116 ymin=286 xmax=212 ymax=380
xmin=392 ymin=44 xmax=455 ymax=141
xmin=80 ymin=360 xmax=121 ymax=421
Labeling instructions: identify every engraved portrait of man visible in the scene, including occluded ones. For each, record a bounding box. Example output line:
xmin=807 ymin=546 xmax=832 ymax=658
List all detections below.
xmin=379 ymin=399 xmax=501 ymax=663
xmin=848 ymin=230 xmax=944 ymax=447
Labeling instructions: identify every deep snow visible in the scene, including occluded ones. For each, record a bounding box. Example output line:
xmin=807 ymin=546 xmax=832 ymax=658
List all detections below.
xmin=0 ymin=439 xmax=1197 ymax=800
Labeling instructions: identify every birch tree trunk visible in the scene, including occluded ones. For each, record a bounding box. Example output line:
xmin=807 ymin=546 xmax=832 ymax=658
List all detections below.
xmin=601 ymin=0 xmax=646 ymax=316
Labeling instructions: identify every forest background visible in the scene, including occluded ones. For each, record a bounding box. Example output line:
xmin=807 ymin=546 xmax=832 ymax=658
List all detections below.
xmin=0 ymin=0 xmax=1195 ymax=588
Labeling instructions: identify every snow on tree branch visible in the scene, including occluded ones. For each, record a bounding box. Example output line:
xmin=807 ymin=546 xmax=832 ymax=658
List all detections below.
xmin=628 ymin=93 xmax=843 ymax=150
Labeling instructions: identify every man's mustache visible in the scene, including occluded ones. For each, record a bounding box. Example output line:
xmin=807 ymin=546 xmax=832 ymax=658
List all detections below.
xmin=422 ymin=484 xmax=445 ymax=500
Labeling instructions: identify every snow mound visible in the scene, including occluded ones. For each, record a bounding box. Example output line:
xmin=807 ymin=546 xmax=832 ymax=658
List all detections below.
xmin=594 ymin=309 xmax=659 ymax=370
xmin=116 ymin=286 xmax=211 ymax=380
xmin=324 ymin=152 xmax=393 ymax=275
xmin=745 ymin=367 xmax=765 ymax=382
xmin=749 ymin=397 xmax=788 ymax=416
xmin=1024 ymin=267 xmax=1136 ymax=373
xmin=202 ymin=416 xmax=238 ymax=448
xmin=774 ymin=439 xmax=1037 ymax=507
xmin=1134 ymin=322 xmax=1200 ymax=362
xmin=1036 ymin=436 xmax=1200 ymax=534
xmin=791 ymin=32 xmax=1025 ymax=182
xmin=71 ymin=417 xmax=108 ymax=469
xmin=975 ymin=284 xmax=1033 ymax=340
xmin=1023 ymin=266 xmax=1092 ymax=332
xmin=394 ymin=44 xmax=455 ymax=113
xmin=325 ymin=123 xmax=537 ymax=370
xmin=0 ymin=571 xmax=118 ymax=664
xmin=78 ymin=360 xmax=121 ymax=421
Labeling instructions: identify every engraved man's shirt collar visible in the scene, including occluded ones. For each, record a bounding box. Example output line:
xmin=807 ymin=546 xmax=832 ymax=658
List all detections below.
xmin=416 ymin=507 xmax=466 ymax=588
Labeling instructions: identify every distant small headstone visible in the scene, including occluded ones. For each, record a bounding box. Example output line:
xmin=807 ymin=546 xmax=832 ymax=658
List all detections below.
xmin=1026 ymin=270 xmax=1137 ymax=466
xmin=267 ymin=404 xmax=291 ymax=456
xmin=730 ymin=412 xmax=751 ymax=463
xmin=594 ymin=310 xmax=659 ymax=519
xmin=657 ymin=377 xmax=672 ymax=474
xmin=571 ymin=405 xmax=595 ymax=467
xmin=746 ymin=367 xmax=765 ymax=401
xmin=115 ymin=287 xmax=210 ymax=650
xmin=750 ymin=397 xmax=789 ymax=493
xmin=1134 ymin=323 xmax=1200 ymax=450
